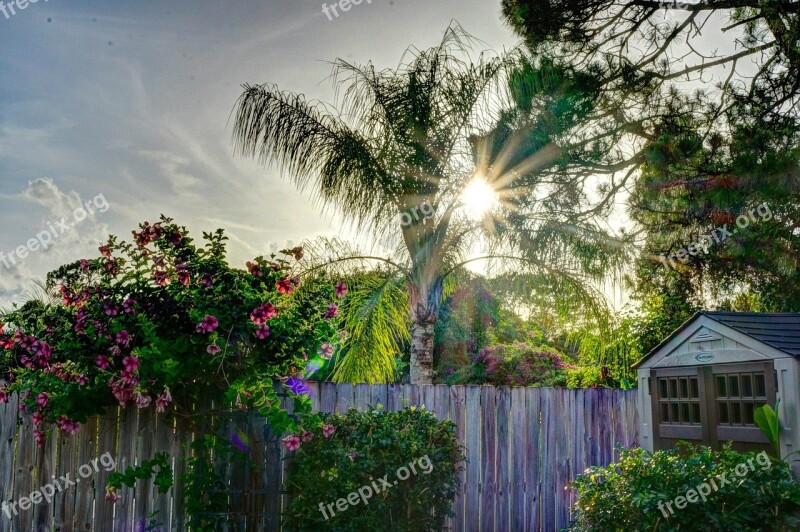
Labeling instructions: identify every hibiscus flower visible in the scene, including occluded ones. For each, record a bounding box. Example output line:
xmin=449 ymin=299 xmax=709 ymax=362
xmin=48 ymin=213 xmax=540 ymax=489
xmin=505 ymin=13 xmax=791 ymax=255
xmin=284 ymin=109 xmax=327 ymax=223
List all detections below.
xmin=282 ymin=434 xmax=301 ymax=452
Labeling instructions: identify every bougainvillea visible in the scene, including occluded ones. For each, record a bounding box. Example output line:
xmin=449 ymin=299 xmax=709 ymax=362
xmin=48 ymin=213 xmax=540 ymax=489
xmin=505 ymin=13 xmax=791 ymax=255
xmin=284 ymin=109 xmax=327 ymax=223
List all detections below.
xmin=445 ymin=343 xmax=575 ymax=387
xmin=0 ymin=216 xmax=345 ymax=453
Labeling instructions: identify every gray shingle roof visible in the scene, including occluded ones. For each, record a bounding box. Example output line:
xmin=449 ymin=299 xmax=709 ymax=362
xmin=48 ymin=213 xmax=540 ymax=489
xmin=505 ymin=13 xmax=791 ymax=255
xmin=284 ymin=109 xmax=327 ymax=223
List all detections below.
xmin=702 ymin=311 xmax=800 ymax=357
xmin=633 ymin=311 xmax=800 ymax=368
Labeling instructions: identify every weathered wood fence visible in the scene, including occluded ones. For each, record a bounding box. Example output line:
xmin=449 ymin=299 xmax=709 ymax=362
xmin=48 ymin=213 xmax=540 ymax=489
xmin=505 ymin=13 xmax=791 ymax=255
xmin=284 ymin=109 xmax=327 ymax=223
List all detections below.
xmin=0 ymin=384 xmax=638 ymax=531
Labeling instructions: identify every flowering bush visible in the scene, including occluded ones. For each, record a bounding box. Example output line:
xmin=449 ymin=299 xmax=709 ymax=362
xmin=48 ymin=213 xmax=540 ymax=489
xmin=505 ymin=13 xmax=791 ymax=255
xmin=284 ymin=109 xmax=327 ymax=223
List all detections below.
xmin=282 ymin=405 xmax=465 ymax=531
xmin=444 ymin=343 xmax=575 ymax=387
xmin=0 ymin=216 xmax=345 ymax=450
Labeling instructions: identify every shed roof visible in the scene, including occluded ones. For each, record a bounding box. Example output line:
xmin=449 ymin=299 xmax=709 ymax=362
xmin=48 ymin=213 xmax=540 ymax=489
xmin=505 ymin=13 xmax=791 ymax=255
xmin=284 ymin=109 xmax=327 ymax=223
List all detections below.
xmin=633 ymin=311 xmax=800 ymax=368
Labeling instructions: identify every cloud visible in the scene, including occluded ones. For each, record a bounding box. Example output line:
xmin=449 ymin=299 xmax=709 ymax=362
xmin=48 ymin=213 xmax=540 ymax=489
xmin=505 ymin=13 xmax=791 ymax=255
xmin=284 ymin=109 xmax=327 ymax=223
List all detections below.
xmin=0 ymin=179 xmax=111 ymax=306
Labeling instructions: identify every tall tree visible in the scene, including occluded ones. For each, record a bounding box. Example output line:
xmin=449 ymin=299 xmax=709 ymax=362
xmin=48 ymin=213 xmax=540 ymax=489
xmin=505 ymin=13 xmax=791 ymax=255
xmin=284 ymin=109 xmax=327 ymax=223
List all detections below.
xmin=233 ymin=26 xmax=621 ymax=383
xmin=499 ymin=1 xmax=800 ymax=308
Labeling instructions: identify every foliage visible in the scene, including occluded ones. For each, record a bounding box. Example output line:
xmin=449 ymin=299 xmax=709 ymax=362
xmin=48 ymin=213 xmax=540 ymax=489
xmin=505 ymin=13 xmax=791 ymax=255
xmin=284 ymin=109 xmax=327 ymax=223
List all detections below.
xmin=282 ymin=406 xmax=465 ymax=531
xmin=563 ymin=316 xmax=639 ymax=386
xmin=0 ymin=216 xmax=346 ymax=516
xmin=106 ymin=452 xmax=173 ymax=499
xmin=755 ymin=402 xmax=782 ymax=460
xmin=570 ymin=443 xmax=800 ymax=531
xmin=330 ymin=270 xmax=410 ymax=384
xmin=444 ymin=343 xmax=574 ymax=387
xmin=565 ymin=366 xmax=604 ymax=389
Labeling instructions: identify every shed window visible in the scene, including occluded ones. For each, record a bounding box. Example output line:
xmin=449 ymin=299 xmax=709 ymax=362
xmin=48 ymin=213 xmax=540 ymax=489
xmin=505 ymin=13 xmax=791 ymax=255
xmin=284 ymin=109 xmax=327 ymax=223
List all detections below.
xmin=714 ymin=370 xmax=768 ymax=427
xmin=657 ymin=376 xmax=701 ymax=425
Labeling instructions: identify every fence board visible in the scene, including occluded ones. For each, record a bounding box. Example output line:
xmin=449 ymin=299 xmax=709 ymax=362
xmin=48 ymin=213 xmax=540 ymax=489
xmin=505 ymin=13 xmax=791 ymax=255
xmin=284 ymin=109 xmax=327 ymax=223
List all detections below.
xmin=31 ymin=420 xmax=56 ymax=532
xmin=0 ymin=385 xmax=640 ymax=531
xmin=539 ymin=388 xmax=557 ymax=530
xmin=526 ymin=388 xmax=542 ymax=532
xmin=449 ymin=385 xmax=466 ymax=530
xmin=73 ymin=416 xmax=98 ymax=531
xmin=495 ymin=388 xmax=510 ymax=532
xmin=94 ymin=410 xmax=118 ymax=531
xmin=480 ymin=386 xmax=496 ymax=532
xmin=464 ymin=386 xmax=481 ymax=530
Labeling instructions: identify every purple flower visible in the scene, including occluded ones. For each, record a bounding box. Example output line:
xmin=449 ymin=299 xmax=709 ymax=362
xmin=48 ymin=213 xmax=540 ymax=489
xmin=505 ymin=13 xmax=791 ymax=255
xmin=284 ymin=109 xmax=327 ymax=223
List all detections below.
xmin=323 ymin=303 xmax=339 ymax=319
xmin=285 ymin=377 xmax=309 ymax=396
xmin=207 ymin=343 xmax=221 ymax=356
xmin=122 ymin=298 xmax=137 ymax=314
xmin=116 ymin=330 xmax=131 ymax=347
xmin=122 ymin=356 xmax=139 ymax=373
xmin=196 ymin=316 xmax=219 ymax=334
xmin=335 ymin=282 xmax=348 ymax=298
xmin=255 ymin=325 xmax=271 ymax=340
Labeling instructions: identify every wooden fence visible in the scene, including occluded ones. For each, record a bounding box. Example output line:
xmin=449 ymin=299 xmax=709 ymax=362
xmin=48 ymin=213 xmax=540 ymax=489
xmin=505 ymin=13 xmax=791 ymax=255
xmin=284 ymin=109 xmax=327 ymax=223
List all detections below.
xmin=0 ymin=384 xmax=638 ymax=531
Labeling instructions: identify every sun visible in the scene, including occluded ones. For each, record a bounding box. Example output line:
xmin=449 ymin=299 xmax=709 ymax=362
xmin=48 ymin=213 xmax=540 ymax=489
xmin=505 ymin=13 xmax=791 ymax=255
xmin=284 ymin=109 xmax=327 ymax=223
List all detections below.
xmin=460 ymin=177 xmax=499 ymax=220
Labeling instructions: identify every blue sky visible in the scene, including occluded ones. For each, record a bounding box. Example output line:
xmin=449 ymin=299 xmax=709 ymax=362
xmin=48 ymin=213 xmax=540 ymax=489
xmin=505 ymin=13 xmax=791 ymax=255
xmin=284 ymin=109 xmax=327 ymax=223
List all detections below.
xmin=0 ymin=0 xmax=519 ymax=306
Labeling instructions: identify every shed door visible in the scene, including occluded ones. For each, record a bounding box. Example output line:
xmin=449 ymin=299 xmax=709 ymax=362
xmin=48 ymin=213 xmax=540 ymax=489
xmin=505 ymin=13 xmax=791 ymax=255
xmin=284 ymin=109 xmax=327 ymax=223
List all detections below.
xmin=651 ymin=361 xmax=775 ymax=453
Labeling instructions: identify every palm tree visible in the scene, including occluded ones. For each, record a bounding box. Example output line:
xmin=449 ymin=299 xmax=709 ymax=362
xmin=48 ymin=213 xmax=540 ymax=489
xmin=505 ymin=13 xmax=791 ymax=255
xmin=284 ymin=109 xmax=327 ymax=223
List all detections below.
xmin=233 ymin=25 xmax=624 ymax=384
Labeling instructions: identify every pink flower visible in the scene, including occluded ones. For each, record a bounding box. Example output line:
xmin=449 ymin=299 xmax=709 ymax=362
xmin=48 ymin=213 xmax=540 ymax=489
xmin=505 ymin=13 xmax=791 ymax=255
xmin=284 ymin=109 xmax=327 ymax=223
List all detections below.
xmin=0 ymin=389 xmax=8 ymax=403
xmin=79 ymin=259 xmax=90 ymax=272
xmin=301 ymin=431 xmax=314 ymax=442
xmin=176 ymin=264 xmax=191 ymax=286
xmin=250 ymin=302 xmax=277 ymax=325
xmin=276 ymin=278 xmax=294 ymax=294
xmin=322 ymin=424 xmax=335 ymax=438
xmin=57 ymin=417 xmax=80 ymax=435
xmin=135 ymin=394 xmax=152 ymax=409
xmin=153 ymin=270 xmax=170 ymax=286
xmin=318 ymin=343 xmax=334 ymax=360
xmin=346 ymin=451 xmax=358 ymax=462
xmin=122 ymin=298 xmax=137 ymax=314
xmin=246 ymin=261 xmax=263 ymax=277
xmin=36 ymin=392 xmax=49 ymax=408
xmin=96 ymin=355 xmax=110 ymax=369
xmin=323 ymin=303 xmax=339 ymax=319
xmin=200 ymin=273 xmax=213 ymax=287
xmin=122 ymin=356 xmax=139 ymax=373
xmin=155 ymin=390 xmax=172 ymax=413
xmin=335 ymin=282 xmax=348 ymax=298
xmin=105 ymin=489 xmax=121 ymax=503
xmin=32 ymin=413 xmax=43 ymax=426
xmin=99 ymin=245 xmax=112 ymax=258
xmin=116 ymin=330 xmax=131 ymax=347
xmin=103 ymin=302 xmax=119 ymax=316
xmin=75 ymin=374 xmax=89 ymax=386
xmin=207 ymin=343 xmax=221 ymax=356
xmin=255 ymin=325 xmax=271 ymax=340
xmin=282 ymin=434 xmax=301 ymax=452
xmin=0 ymin=336 xmax=13 ymax=350
xmin=196 ymin=316 xmax=219 ymax=334
xmin=34 ymin=429 xmax=46 ymax=448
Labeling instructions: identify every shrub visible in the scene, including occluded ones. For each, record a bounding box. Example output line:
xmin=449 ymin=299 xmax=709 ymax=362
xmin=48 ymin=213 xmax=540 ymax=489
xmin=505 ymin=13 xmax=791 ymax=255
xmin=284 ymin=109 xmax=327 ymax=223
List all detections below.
xmin=445 ymin=343 xmax=574 ymax=386
xmin=570 ymin=443 xmax=800 ymax=531
xmin=283 ymin=406 xmax=465 ymax=531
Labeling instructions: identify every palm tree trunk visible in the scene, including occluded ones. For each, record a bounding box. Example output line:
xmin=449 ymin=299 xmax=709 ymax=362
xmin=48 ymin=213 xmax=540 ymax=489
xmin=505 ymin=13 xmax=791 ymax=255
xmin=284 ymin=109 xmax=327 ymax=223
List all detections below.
xmin=407 ymin=278 xmax=443 ymax=384
xmin=409 ymin=318 xmax=436 ymax=384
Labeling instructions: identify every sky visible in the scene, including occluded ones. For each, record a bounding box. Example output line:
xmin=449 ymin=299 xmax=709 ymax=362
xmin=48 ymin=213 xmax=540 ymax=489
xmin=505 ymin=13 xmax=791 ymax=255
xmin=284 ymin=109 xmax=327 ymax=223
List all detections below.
xmin=0 ymin=0 xmax=521 ymax=307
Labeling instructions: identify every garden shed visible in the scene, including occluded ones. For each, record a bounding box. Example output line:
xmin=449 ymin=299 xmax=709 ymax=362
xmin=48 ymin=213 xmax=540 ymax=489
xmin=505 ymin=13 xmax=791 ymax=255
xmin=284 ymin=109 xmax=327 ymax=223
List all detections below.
xmin=634 ymin=312 xmax=800 ymax=469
